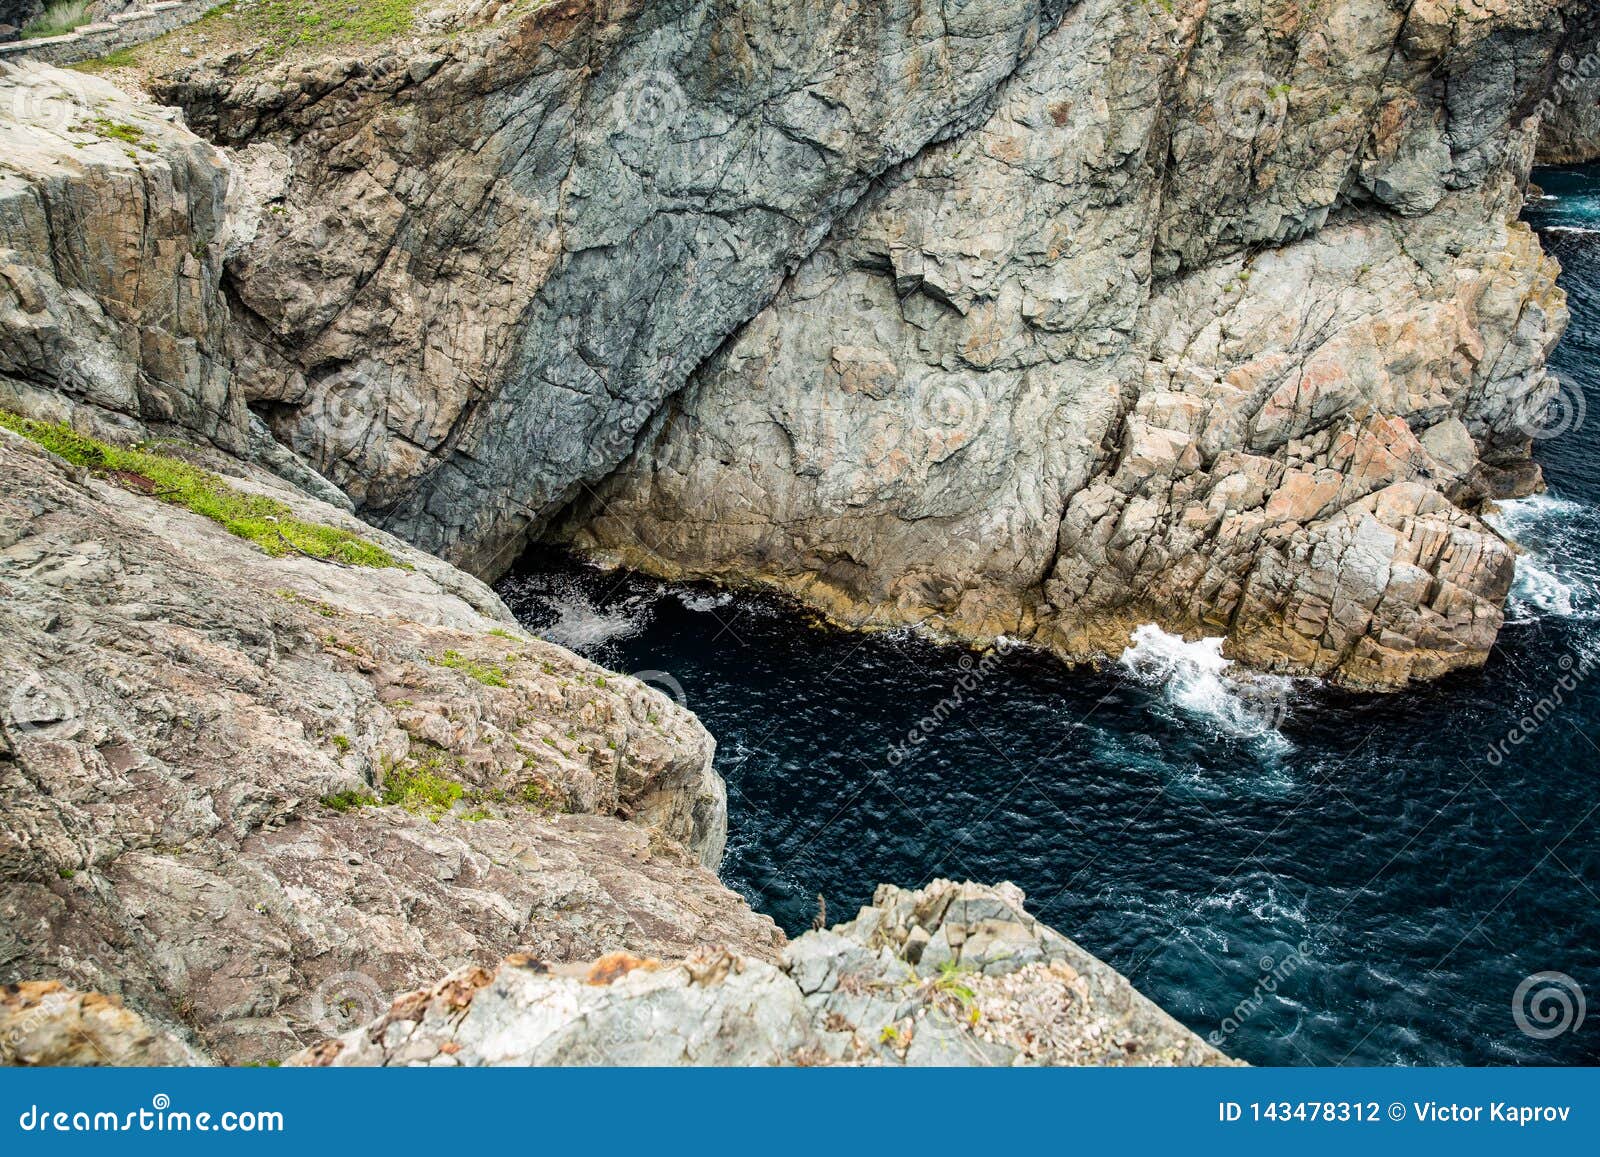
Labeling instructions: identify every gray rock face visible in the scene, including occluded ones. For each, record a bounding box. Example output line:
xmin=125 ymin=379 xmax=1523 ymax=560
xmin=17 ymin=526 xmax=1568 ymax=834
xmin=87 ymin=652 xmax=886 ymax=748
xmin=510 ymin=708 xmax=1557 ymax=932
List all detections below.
xmin=150 ymin=0 xmax=1593 ymax=688
xmin=0 ymin=428 xmax=775 ymax=1064
xmin=288 ymin=880 xmax=1237 ymax=1067
xmin=1537 ymin=3 xmax=1600 ymax=163
xmin=159 ymin=0 xmax=1080 ymax=576
xmin=569 ymin=0 xmax=1575 ymax=689
xmin=0 ymin=62 xmax=245 ymax=452
xmin=0 ymin=0 xmax=42 ymax=40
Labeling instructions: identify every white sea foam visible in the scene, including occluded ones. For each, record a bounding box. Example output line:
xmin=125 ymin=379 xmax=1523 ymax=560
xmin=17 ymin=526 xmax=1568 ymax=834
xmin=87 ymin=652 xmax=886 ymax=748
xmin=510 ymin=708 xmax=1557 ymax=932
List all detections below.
xmin=675 ymin=589 xmax=734 ymax=613
xmin=510 ymin=574 xmax=655 ymax=654
xmin=1119 ymin=624 xmax=1296 ymax=747
xmin=1486 ymin=493 xmax=1600 ymax=623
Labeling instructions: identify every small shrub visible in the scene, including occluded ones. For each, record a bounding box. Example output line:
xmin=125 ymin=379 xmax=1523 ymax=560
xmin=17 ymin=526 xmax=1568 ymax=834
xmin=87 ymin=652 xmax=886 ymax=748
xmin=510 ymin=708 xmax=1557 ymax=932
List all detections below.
xmin=319 ymin=790 xmax=375 ymax=813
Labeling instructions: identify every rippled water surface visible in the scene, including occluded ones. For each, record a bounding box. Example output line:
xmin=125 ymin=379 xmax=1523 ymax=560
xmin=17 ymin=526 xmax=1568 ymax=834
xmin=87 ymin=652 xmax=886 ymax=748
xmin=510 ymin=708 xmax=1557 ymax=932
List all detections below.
xmin=499 ymin=170 xmax=1600 ymax=1066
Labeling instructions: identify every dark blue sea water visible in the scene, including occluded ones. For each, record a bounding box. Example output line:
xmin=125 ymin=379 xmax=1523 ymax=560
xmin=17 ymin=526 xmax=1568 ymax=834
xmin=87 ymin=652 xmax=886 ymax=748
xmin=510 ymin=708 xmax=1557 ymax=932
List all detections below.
xmin=500 ymin=170 xmax=1600 ymax=1067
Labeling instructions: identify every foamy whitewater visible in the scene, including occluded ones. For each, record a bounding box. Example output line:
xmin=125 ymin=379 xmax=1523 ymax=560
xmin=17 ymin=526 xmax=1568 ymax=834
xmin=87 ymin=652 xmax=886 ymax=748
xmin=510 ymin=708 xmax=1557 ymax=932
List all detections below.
xmin=493 ymin=170 xmax=1600 ymax=1068
xmin=1486 ymin=492 xmax=1600 ymax=625
xmin=1118 ymin=623 xmax=1296 ymax=750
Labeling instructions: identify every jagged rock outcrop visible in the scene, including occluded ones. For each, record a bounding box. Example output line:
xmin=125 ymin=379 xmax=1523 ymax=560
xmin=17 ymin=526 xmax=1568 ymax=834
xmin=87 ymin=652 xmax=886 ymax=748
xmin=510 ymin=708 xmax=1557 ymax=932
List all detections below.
xmin=1538 ymin=3 xmax=1600 ymax=163
xmin=287 ymin=881 xmax=1236 ymax=1067
xmin=0 ymin=62 xmax=776 ymax=1066
xmin=0 ymin=61 xmax=246 ymax=453
xmin=156 ymin=0 xmax=1083 ymax=577
xmin=2 ymin=979 xmax=207 ymax=1065
xmin=568 ymin=0 xmax=1576 ymax=689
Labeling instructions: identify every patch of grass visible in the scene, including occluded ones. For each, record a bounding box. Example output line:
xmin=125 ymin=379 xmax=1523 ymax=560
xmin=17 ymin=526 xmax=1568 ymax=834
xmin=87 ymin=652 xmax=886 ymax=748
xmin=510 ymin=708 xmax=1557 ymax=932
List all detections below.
xmin=23 ymin=0 xmax=92 ymax=39
xmin=0 ymin=412 xmax=403 ymax=568
xmin=89 ymin=118 xmax=155 ymax=151
xmin=275 ymin=589 xmax=339 ymax=617
xmin=56 ymin=867 xmax=77 ymax=879
xmin=380 ymin=750 xmax=465 ymax=821
xmin=319 ymin=790 xmax=375 ymax=812
xmin=74 ymin=44 xmax=139 ymax=71
xmin=931 ymin=960 xmax=976 ymax=1000
xmin=330 ymin=734 xmax=351 ymax=754
xmin=487 ymin=627 xmax=516 ymax=639
xmin=433 ymin=649 xmax=509 ymax=687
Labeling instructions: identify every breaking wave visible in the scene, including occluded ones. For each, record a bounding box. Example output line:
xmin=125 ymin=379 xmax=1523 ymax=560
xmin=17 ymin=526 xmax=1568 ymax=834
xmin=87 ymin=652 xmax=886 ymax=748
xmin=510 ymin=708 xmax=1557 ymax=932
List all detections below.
xmin=1118 ymin=624 xmax=1296 ymax=749
xmin=1487 ymin=493 xmax=1600 ymax=623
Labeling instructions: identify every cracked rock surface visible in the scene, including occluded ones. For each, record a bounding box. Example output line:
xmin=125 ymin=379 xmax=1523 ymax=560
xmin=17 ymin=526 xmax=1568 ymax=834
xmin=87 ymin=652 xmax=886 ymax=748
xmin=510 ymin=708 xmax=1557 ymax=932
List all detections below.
xmin=288 ymin=880 xmax=1237 ymax=1067
xmin=570 ymin=0 xmax=1577 ymax=689
xmin=0 ymin=429 xmax=773 ymax=1064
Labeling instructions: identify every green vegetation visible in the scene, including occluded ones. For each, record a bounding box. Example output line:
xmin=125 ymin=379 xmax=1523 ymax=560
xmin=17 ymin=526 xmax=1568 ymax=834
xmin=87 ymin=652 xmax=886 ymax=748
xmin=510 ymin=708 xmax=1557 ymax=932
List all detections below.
xmin=0 ymin=412 xmax=402 ymax=568
xmin=56 ymin=867 xmax=77 ymax=880
xmin=380 ymin=751 xmax=465 ymax=820
xmin=319 ymin=789 xmax=376 ymax=813
xmin=487 ymin=627 xmax=516 ymax=640
xmin=239 ymin=0 xmax=417 ymax=50
xmin=330 ymin=734 xmax=351 ymax=754
xmin=930 ymin=960 xmax=982 ymax=1026
xmin=90 ymin=118 xmax=155 ymax=151
xmin=275 ymin=589 xmax=340 ymax=617
xmin=23 ymin=0 xmax=92 ymax=40
xmin=433 ymin=649 xmax=510 ymax=687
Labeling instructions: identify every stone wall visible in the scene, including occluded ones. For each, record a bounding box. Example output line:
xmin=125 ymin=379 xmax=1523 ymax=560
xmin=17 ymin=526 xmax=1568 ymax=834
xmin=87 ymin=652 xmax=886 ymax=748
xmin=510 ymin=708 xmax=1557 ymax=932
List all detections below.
xmin=0 ymin=0 xmax=210 ymax=66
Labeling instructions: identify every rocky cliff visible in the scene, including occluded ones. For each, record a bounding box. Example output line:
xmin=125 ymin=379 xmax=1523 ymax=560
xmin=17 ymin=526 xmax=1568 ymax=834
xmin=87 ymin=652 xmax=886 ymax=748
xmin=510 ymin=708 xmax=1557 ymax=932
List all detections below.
xmin=1538 ymin=3 xmax=1600 ymax=163
xmin=0 ymin=63 xmax=773 ymax=1064
xmin=141 ymin=0 xmax=1592 ymax=688
xmin=571 ymin=0 xmax=1577 ymax=689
